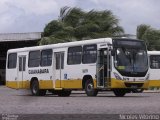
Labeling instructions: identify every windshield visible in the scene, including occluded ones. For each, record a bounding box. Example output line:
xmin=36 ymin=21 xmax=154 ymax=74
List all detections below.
xmin=113 ymin=39 xmax=148 ymax=77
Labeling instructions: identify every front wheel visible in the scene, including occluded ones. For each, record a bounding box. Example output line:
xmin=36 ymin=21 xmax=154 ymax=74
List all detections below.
xmin=113 ymin=89 xmax=126 ymax=97
xmin=85 ymin=80 xmax=98 ymax=96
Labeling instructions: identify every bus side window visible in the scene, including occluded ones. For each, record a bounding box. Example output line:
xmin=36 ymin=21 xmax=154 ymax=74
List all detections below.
xmin=8 ymin=53 xmax=17 ymax=69
xmin=28 ymin=50 xmax=40 ymax=67
xmin=82 ymin=44 xmax=97 ymax=64
xmin=67 ymin=46 xmax=82 ymax=65
xmin=41 ymin=49 xmax=52 ymax=67
xmin=150 ymin=55 xmax=160 ymax=69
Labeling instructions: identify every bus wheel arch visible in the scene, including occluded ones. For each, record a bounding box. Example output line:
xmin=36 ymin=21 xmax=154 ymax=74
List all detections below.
xmin=30 ymin=77 xmax=46 ymax=96
xmin=82 ymin=75 xmax=93 ymax=89
xmin=82 ymin=75 xmax=98 ymax=96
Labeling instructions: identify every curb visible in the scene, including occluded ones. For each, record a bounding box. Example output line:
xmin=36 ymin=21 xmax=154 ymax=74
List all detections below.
xmin=143 ymin=90 xmax=160 ymax=93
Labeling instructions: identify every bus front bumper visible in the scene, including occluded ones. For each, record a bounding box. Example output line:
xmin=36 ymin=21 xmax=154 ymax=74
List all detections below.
xmin=111 ymin=79 xmax=149 ymax=89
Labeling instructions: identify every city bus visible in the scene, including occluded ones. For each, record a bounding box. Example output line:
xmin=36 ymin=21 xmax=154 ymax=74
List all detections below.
xmin=148 ymin=51 xmax=160 ymax=88
xmin=6 ymin=38 xmax=149 ymax=97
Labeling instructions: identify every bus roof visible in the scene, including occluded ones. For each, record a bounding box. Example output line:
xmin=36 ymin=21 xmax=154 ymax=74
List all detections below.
xmin=7 ymin=38 xmax=112 ymax=53
xmin=148 ymin=51 xmax=160 ymax=55
xmin=7 ymin=37 xmax=143 ymax=53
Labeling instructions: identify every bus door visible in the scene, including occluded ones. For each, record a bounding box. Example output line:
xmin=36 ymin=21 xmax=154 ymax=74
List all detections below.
xmin=97 ymin=48 xmax=111 ymax=88
xmin=54 ymin=52 xmax=65 ymax=88
xmin=18 ymin=55 xmax=26 ymax=89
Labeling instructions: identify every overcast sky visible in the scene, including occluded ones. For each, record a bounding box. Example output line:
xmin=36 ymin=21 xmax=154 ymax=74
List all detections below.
xmin=0 ymin=0 xmax=160 ymax=34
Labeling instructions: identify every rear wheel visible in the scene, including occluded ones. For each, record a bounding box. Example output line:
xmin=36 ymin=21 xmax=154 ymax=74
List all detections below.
xmin=30 ymin=80 xmax=46 ymax=96
xmin=113 ymin=89 xmax=126 ymax=97
xmin=85 ymin=79 xmax=98 ymax=96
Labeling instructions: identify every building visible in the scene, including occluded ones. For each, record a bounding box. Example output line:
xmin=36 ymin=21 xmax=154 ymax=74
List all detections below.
xmin=0 ymin=32 xmax=41 ymax=85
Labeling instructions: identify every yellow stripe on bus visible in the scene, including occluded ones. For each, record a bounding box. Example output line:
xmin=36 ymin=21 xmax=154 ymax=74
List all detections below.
xmin=148 ymin=80 xmax=160 ymax=87
xmin=6 ymin=78 xmax=149 ymax=89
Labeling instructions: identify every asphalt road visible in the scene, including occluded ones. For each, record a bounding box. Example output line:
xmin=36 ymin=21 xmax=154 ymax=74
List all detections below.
xmin=0 ymin=86 xmax=160 ymax=120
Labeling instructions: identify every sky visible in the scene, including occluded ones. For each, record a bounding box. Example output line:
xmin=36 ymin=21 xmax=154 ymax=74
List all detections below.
xmin=0 ymin=0 xmax=160 ymax=34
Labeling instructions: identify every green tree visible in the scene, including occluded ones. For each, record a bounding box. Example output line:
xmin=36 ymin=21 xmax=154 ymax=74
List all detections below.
xmin=137 ymin=24 xmax=151 ymax=40
xmin=136 ymin=24 xmax=160 ymax=50
xmin=40 ymin=6 xmax=124 ymax=45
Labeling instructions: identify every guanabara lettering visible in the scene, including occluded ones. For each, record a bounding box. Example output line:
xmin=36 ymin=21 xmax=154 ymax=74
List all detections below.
xmin=28 ymin=69 xmax=49 ymax=74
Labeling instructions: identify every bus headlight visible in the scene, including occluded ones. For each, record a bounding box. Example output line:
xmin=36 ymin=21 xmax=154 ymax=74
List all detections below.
xmin=113 ymin=72 xmax=122 ymax=80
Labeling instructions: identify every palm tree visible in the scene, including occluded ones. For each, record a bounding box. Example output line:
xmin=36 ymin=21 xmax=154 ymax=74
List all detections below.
xmin=136 ymin=24 xmax=160 ymax=50
xmin=137 ymin=24 xmax=151 ymax=39
xmin=41 ymin=6 xmax=124 ymax=44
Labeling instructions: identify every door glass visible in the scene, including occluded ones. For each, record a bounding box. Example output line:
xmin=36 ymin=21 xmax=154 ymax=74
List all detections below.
xmin=23 ymin=57 xmax=26 ymax=71
xmin=55 ymin=53 xmax=64 ymax=70
xmin=61 ymin=53 xmax=64 ymax=69
xmin=19 ymin=57 xmax=22 ymax=71
xmin=97 ymin=49 xmax=108 ymax=87
xmin=19 ymin=57 xmax=26 ymax=71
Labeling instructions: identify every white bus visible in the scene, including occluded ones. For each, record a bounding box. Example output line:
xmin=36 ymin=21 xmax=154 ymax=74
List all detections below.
xmin=148 ymin=51 xmax=160 ymax=88
xmin=6 ymin=38 xmax=149 ymax=97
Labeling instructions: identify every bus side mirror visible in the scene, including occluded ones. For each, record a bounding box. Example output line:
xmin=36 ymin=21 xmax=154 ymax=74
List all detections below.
xmin=111 ymin=50 xmax=115 ymax=56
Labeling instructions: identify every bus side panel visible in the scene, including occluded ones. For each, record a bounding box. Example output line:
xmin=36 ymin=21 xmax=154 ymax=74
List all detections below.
xmin=55 ymin=79 xmax=82 ymax=89
xmin=26 ymin=67 xmax=54 ymax=89
xmin=149 ymin=69 xmax=160 ymax=87
xmin=6 ymin=61 xmax=18 ymax=89
xmin=25 ymin=48 xmax=54 ymax=90
xmin=60 ymin=64 xmax=96 ymax=89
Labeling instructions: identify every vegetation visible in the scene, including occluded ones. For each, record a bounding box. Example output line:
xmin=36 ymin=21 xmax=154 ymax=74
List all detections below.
xmin=137 ymin=24 xmax=160 ymax=50
xmin=40 ymin=6 xmax=124 ymax=45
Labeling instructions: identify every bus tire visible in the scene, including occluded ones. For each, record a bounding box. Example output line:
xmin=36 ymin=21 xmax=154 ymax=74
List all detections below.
xmin=113 ymin=89 xmax=126 ymax=97
xmin=85 ymin=79 xmax=98 ymax=96
xmin=58 ymin=90 xmax=71 ymax=97
xmin=31 ymin=80 xmax=46 ymax=96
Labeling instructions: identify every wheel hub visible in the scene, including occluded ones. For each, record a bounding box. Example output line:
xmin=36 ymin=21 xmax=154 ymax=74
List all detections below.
xmin=87 ymin=83 xmax=93 ymax=91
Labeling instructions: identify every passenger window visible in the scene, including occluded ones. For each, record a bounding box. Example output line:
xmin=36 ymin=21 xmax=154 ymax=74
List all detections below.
xmin=67 ymin=46 xmax=82 ymax=65
xmin=8 ymin=53 xmax=17 ymax=69
xmin=41 ymin=49 xmax=52 ymax=66
xmin=28 ymin=50 xmax=40 ymax=67
xmin=82 ymin=44 xmax=97 ymax=64
xmin=150 ymin=55 xmax=160 ymax=69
